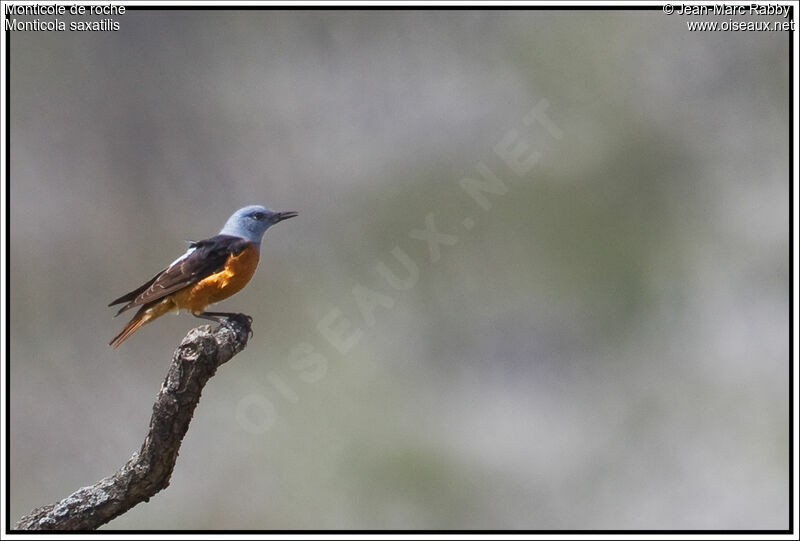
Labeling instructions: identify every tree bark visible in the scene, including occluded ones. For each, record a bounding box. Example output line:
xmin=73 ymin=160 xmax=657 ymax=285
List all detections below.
xmin=14 ymin=318 xmax=251 ymax=531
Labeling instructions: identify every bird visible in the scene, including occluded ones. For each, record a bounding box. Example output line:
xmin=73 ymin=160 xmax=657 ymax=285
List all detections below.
xmin=109 ymin=205 xmax=297 ymax=348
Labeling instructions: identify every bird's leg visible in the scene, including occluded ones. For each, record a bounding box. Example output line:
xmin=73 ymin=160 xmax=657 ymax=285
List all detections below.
xmin=194 ymin=311 xmax=251 ymax=324
xmin=194 ymin=311 xmax=253 ymax=338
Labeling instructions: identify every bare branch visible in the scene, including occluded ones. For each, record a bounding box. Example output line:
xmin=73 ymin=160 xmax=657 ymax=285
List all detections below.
xmin=14 ymin=318 xmax=252 ymax=531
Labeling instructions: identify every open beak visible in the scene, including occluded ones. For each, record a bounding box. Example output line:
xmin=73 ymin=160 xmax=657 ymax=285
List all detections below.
xmin=275 ymin=211 xmax=298 ymax=222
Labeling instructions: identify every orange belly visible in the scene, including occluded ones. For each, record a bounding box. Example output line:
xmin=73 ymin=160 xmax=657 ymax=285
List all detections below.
xmin=169 ymin=244 xmax=260 ymax=314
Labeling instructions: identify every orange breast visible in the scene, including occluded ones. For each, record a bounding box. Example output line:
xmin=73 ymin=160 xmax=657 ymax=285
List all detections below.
xmin=171 ymin=244 xmax=260 ymax=314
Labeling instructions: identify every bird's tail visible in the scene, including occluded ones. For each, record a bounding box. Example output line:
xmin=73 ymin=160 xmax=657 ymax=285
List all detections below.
xmin=110 ymin=306 xmax=154 ymax=348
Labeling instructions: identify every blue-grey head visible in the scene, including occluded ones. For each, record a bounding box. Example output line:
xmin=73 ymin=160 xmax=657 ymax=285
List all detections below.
xmin=219 ymin=205 xmax=298 ymax=244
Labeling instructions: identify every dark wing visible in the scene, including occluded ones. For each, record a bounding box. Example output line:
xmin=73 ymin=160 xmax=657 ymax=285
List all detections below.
xmin=109 ymin=235 xmax=251 ymax=315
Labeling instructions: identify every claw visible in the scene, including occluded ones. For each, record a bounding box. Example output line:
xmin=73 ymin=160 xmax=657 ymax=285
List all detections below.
xmin=227 ymin=313 xmax=253 ymax=340
xmin=196 ymin=311 xmax=252 ymax=340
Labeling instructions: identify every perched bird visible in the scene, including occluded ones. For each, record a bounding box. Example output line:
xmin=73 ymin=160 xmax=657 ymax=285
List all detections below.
xmin=109 ymin=205 xmax=297 ymax=348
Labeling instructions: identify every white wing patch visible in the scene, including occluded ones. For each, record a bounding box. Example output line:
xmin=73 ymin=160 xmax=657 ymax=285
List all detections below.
xmin=168 ymin=246 xmax=196 ymax=268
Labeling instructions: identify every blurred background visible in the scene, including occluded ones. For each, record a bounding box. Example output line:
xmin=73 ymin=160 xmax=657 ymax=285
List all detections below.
xmin=9 ymin=9 xmax=789 ymax=530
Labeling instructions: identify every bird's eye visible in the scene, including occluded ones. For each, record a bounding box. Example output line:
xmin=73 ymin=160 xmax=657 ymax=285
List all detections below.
xmin=253 ymin=212 xmax=265 ymax=220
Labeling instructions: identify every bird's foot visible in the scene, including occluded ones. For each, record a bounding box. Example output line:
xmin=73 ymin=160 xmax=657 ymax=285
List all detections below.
xmin=226 ymin=313 xmax=254 ymax=339
xmin=195 ymin=311 xmax=253 ymax=340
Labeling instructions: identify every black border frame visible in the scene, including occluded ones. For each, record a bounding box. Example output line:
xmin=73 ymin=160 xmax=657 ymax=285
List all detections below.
xmin=2 ymin=3 xmax=795 ymax=535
